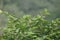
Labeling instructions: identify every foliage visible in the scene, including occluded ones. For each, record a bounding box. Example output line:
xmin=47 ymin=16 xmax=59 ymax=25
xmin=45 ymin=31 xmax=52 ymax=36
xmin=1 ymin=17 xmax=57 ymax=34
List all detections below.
xmin=0 ymin=10 xmax=60 ymax=40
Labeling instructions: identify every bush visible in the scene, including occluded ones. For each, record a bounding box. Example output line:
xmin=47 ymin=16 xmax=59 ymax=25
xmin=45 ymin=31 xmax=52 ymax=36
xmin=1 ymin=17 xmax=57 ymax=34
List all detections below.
xmin=0 ymin=10 xmax=60 ymax=40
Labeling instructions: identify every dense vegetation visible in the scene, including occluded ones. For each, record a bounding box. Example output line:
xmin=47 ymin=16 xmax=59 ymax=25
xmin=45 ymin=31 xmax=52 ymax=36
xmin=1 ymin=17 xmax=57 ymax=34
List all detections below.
xmin=0 ymin=0 xmax=60 ymax=40
xmin=0 ymin=10 xmax=60 ymax=40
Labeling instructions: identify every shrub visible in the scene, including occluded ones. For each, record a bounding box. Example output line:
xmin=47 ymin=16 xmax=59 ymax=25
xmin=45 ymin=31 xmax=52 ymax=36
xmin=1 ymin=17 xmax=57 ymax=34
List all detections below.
xmin=0 ymin=10 xmax=60 ymax=40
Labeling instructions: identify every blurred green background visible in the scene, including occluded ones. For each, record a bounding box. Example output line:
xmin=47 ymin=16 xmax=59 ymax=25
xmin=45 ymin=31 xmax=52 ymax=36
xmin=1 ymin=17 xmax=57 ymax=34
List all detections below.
xmin=0 ymin=0 xmax=60 ymax=27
